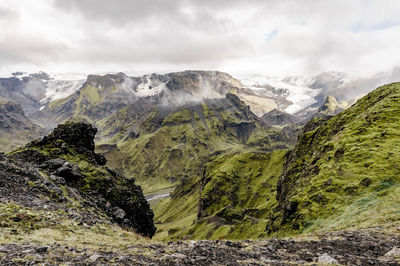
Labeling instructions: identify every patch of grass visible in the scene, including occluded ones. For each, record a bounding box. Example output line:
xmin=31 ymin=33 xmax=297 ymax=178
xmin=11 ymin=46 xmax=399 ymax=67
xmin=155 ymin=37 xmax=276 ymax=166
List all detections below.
xmin=0 ymin=203 xmax=148 ymax=248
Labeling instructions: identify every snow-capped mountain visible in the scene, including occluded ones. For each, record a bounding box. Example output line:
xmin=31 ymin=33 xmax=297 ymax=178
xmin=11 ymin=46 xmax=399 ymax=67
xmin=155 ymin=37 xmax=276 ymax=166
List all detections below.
xmin=241 ymin=75 xmax=320 ymax=114
xmin=0 ymin=72 xmax=86 ymax=115
xmin=1 ymin=68 xmax=400 ymax=126
xmin=241 ymin=67 xmax=400 ymax=117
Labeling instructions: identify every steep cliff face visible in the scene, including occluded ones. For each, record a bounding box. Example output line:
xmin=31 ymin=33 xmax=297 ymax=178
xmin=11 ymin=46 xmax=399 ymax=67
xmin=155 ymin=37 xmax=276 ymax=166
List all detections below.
xmin=0 ymin=101 xmax=46 ymax=152
xmin=268 ymin=82 xmax=400 ymax=235
xmin=10 ymin=122 xmax=156 ymax=237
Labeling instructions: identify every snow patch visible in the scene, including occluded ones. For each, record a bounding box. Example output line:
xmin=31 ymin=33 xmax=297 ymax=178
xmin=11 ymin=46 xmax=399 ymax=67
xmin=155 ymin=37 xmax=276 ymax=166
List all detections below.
xmin=242 ymin=75 xmax=320 ymax=114
xmin=40 ymin=79 xmax=84 ymax=104
xmin=135 ymin=75 xmax=166 ymax=97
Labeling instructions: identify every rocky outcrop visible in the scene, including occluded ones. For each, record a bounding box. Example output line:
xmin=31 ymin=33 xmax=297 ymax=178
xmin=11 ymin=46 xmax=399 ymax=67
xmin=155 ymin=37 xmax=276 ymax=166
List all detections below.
xmin=9 ymin=122 xmax=156 ymax=237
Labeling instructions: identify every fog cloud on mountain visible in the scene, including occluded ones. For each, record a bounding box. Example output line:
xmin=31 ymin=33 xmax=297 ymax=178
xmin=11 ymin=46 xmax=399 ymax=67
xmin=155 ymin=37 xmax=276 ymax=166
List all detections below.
xmin=0 ymin=0 xmax=399 ymax=77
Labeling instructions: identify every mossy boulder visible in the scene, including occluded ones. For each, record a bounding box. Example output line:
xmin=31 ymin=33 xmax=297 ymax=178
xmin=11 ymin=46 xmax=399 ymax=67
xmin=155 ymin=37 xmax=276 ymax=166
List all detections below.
xmin=11 ymin=122 xmax=156 ymax=237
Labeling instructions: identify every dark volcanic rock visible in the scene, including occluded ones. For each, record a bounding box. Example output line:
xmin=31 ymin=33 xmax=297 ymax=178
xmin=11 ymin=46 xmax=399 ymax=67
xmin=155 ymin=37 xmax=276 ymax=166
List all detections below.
xmin=9 ymin=122 xmax=156 ymax=237
xmin=33 ymin=122 xmax=97 ymax=153
xmin=55 ymin=161 xmax=82 ymax=180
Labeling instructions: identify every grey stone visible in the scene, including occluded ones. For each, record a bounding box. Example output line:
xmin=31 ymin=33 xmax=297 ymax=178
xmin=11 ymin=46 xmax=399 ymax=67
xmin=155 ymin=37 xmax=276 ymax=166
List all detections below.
xmin=385 ymin=247 xmax=400 ymax=257
xmin=112 ymin=207 xmax=126 ymax=219
xmin=317 ymin=253 xmax=338 ymax=264
xmin=89 ymin=253 xmax=103 ymax=262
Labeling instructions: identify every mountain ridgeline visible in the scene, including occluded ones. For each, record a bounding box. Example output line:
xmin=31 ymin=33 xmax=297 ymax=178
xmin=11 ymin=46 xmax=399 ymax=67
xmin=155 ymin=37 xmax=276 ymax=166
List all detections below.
xmin=0 ymin=69 xmax=399 ymax=243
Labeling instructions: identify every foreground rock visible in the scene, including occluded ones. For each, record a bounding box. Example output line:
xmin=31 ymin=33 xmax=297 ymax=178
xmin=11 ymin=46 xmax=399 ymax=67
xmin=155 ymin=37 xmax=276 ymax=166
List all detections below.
xmin=4 ymin=122 xmax=155 ymax=237
xmin=0 ymin=230 xmax=398 ymax=265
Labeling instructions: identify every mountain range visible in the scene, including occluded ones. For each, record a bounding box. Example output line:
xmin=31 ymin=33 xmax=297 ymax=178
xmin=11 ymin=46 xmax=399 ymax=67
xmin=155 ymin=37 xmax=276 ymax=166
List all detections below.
xmin=0 ymin=69 xmax=400 ymax=264
xmin=1 ymin=67 xmax=399 ymax=131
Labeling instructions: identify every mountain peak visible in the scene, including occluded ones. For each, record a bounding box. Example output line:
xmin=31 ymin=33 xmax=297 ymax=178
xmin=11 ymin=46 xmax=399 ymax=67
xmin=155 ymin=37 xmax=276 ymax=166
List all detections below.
xmin=325 ymin=95 xmax=338 ymax=105
xmin=261 ymin=108 xmax=297 ymax=126
xmin=317 ymin=95 xmax=348 ymax=116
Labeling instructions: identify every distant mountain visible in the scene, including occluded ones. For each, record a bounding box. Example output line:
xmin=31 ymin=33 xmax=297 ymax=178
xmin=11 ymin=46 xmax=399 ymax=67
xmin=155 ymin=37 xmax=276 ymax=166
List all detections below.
xmin=261 ymin=109 xmax=298 ymax=126
xmin=2 ymin=68 xmax=399 ymax=128
xmin=242 ymin=67 xmax=400 ymax=116
xmin=294 ymin=95 xmax=349 ymax=122
xmin=0 ymin=100 xmax=46 ymax=152
xmin=31 ymin=71 xmax=244 ymax=129
xmin=0 ymin=72 xmax=85 ymax=116
xmin=315 ymin=95 xmax=349 ymax=117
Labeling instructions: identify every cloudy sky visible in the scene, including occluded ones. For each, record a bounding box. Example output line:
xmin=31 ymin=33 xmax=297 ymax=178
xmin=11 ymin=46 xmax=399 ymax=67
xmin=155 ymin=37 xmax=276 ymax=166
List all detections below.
xmin=0 ymin=0 xmax=399 ymax=77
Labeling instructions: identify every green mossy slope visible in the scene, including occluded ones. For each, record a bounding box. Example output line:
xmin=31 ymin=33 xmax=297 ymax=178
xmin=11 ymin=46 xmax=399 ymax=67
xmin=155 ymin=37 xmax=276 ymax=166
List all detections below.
xmin=104 ymin=95 xmax=293 ymax=193
xmin=153 ymin=149 xmax=288 ymax=240
xmin=269 ymin=82 xmax=400 ymax=235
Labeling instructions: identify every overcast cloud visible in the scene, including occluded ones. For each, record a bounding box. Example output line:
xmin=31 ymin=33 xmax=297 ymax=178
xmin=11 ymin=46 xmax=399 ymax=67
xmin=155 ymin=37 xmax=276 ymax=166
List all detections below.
xmin=0 ymin=0 xmax=399 ymax=77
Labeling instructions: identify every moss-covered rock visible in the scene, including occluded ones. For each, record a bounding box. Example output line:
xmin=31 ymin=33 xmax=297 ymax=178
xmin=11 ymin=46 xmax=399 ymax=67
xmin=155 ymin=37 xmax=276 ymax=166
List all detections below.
xmin=11 ymin=122 xmax=156 ymax=237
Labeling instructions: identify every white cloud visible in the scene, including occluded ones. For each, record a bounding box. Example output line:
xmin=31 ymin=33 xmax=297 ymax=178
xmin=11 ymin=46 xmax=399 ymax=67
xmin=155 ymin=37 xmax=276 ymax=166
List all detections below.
xmin=0 ymin=0 xmax=399 ymax=77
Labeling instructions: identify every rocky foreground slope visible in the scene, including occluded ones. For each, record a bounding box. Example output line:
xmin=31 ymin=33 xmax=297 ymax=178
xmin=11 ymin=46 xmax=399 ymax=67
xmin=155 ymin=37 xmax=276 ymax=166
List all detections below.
xmin=1 ymin=122 xmax=155 ymax=238
xmin=0 ymin=230 xmax=399 ymax=264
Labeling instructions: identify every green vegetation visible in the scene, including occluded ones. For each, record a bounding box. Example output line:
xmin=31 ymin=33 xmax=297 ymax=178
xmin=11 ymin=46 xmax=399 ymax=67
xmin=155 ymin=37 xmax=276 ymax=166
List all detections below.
xmin=267 ymin=82 xmax=400 ymax=236
xmin=151 ymin=149 xmax=288 ymax=240
xmin=152 ymin=82 xmax=400 ymax=240
xmin=106 ymin=98 xmax=283 ymax=193
xmin=161 ymin=149 xmax=287 ymax=240
xmin=7 ymin=74 xmax=400 ymax=242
